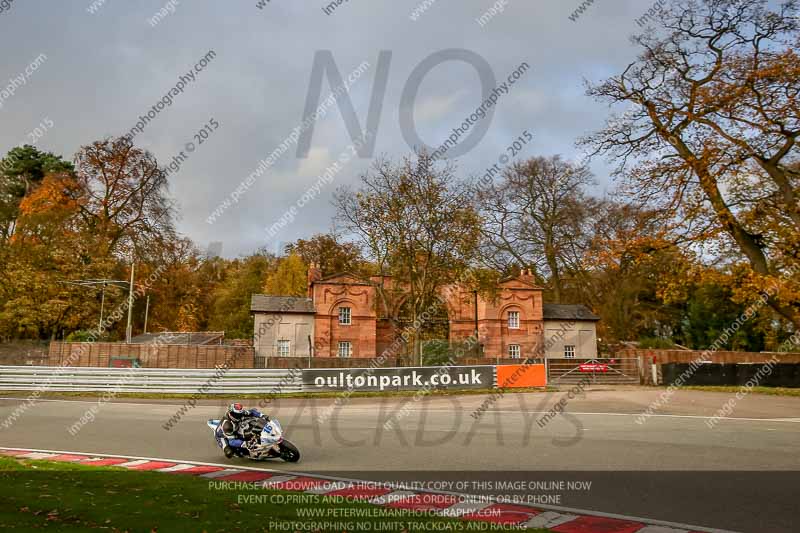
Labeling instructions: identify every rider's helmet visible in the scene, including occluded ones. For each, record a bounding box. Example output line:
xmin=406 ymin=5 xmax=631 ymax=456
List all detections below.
xmin=228 ymin=402 xmax=246 ymax=420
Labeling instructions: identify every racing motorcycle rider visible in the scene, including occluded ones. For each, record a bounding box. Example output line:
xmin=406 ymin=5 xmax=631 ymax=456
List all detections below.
xmin=220 ymin=403 xmax=269 ymax=457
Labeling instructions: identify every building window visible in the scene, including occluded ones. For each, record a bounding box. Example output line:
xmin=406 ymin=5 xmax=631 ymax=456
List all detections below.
xmin=339 ymin=341 xmax=353 ymax=359
xmin=339 ymin=307 xmax=351 ymax=325
xmin=338 ymin=341 xmax=352 ymax=358
xmin=508 ymin=344 xmax=521 ymax=359
xmin=508 ymin=311 xmax=520 ymax=329
xmin=277 ymin=339 xmax=290 ymax=357
xmin=565 ymin=345 xmax=575 ymax=358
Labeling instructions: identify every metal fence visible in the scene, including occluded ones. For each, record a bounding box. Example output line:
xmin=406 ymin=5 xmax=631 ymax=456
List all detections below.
xmin=547 ymin=358 xmax=642 ymax=385
xmin=0 ymin=366 xmax=302 ymax=394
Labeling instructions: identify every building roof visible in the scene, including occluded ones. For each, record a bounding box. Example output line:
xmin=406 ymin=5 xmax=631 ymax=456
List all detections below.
xmin=542 ymin=304 xmax=600 ymax=321
xmin=129 ymin=331 xmax=224 ymax=345
xmin=250 ymin=294 xmax=315 ymax=314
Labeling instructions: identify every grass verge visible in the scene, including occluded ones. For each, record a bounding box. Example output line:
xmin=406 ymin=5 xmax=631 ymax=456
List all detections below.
xmin=0 ymin=456 xmax=548 ymax=532
xmin=682 ymin=385 xmax=800 ymax=397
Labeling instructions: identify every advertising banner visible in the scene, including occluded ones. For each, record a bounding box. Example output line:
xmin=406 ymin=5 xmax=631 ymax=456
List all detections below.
xmin=303 ymin=365 xmax=494 ymax=392
xmin=495 ymin=364 xmax=547 ymax=388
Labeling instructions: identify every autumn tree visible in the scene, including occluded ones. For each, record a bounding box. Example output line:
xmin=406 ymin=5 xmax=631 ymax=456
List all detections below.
xmin=263 ymin=252 xmax=308 ymax=297
xmin=335 ymin=152 xmax=482 ymax=361
xmin=583 ymin=0 xmax=800 ymax=328
xmin=138 ymin=237 xmax=206 ymax=334
xmin=578 ymin=201 xmax=694 ymax=343
xmin=73 ymin=137 xmax=175 ymax=259
xmin=286 ymin=233 xmax=364 ymax=276
xmin=0 ymin=173 xmax=95 ymax=339
xmin=477 ymin=156 xmax=596 ymax=303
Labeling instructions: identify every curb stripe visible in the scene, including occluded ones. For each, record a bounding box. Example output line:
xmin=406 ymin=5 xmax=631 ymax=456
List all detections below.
xmin=200 ymin=468 xmax=243 ymax=478
xmin=552 ymin=515 xmax=645 ymax=532
xmin=216 ymin=470 xmax=274 ymax=482
xmin=79 ymin=457 xmax=129 ymax=466
xmin=525 ymin=511 xmax=581 ymax=529
xmin=156 ymin=464 xmax=198 ymax=472
xmin=271 ymin=476 xmax=330 ymax=491
xmin=636 ymin=527 xmax=691 ymax=533
xmin=21 ymin=452 xmax=58 ymax=460
xmin=259 ymin=474 xmax=299 ymax=486
xmin=172 ymin=465 xmax=224 ymax=475
xmin=116 ymin=459 xmax=151 ymax=468
xmin=438 ymin=500 xmax=493 ymax=518
xmin=49 ymin=454 xmax=91 ymax=462
xmin=326 ymin=486 xmax=393 ymax=501
xmin=463 ymin=502 xmax=540 ymax=524
xmin=127 ymin=461 xmax=177 ymax=471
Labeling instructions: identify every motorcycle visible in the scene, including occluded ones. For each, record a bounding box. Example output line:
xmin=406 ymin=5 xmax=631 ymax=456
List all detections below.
xmin=207 ymin=415 xmax=300 ymax=463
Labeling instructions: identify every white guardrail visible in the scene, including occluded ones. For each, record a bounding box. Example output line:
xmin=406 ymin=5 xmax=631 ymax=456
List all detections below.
xmin=0 ymin=366 xmax=302 ymax=394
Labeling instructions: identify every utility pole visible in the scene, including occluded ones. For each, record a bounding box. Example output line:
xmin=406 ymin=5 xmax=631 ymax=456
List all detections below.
xmin=99 ymin=282 xmax=106 ymax=331
xmin=143 ymin=295 xmax=150 ymax=334
xmin=125 ymin=262 xmax=135 ymax=344
xmin=473 ymin=289 xmax=480 ymax=358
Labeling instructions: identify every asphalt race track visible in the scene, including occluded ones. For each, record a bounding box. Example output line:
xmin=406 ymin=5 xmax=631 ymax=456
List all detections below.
xmin=1 ymin=388 xmax=799 ymax=532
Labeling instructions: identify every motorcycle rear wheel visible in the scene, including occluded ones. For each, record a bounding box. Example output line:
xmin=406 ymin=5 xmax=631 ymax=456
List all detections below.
xmin=279 ymin=440 xmax=300 ymax=463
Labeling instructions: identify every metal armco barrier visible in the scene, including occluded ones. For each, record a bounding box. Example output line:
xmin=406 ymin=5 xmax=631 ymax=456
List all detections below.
xmin=0 ymin=366 xmax=303 ymax=394
xmin=0 ymin=364 xmax=551 ymax=394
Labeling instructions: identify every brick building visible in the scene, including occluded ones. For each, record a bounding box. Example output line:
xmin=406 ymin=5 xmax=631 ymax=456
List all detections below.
xmin=251 ymin=265 xmax=598 ymax=360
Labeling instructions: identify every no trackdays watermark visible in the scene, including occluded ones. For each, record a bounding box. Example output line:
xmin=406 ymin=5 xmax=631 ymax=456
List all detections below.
xmin=268 ymin=392 xmax=585 ymax=449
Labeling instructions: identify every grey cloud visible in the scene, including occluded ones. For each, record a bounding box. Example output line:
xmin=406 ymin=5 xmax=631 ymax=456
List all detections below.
xmin=1 ymin=0 xmax=647 ymax=257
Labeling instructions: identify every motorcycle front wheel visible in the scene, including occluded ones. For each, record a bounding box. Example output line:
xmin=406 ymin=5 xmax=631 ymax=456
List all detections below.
xmin=279 ymin=440 xmax=300 ymax=463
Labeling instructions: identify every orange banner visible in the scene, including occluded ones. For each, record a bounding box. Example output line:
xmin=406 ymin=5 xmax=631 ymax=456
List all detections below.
xmin=496 ymin=364 xmax=547 ymax=388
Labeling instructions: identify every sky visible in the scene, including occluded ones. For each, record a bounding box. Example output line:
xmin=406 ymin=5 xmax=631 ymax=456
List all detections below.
xmin=0 ymin=0 xmax=654 ymax=258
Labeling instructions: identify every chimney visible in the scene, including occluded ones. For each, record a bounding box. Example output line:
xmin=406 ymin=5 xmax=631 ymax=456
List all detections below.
xmin=520 ymin=267 xmax=534 ymax=282
xmin=308 ymin=262 xmax=322 ymax=298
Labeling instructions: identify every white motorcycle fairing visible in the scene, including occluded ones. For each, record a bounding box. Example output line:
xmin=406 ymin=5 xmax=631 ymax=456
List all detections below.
xmin=206 ymin=416 xmax=300 ymax=463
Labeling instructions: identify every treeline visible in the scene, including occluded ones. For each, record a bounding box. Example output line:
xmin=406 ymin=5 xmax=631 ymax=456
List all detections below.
xmin=0 ymin=0 xmax=797 ymax=354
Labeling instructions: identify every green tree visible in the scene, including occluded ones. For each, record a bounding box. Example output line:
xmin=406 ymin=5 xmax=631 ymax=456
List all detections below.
xmin=679 ymin=282 xmax=767 ymax=351
xmin=207 ymin=253 xmax=276 ymax=339
xmin=0 ymin=145 xmax=73 ymax=242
